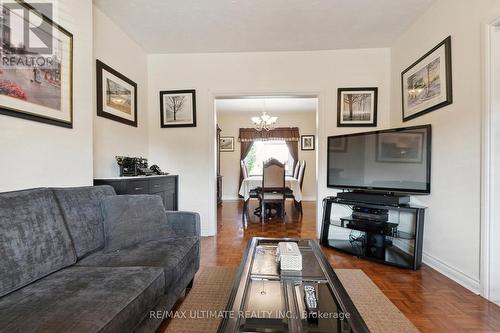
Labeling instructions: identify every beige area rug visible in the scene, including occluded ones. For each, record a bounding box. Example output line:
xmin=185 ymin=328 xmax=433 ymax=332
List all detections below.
xmin=162 ymin=267 xmax=419 ymax=333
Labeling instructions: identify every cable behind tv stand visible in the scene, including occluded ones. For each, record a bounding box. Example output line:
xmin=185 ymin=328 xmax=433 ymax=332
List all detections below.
xmin=320 ymin=196 xmax=426 ymax=270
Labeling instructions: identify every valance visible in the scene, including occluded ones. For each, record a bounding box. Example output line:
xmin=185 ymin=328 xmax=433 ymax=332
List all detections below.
xmin=239 ymin=127 xmax=300 ymax=142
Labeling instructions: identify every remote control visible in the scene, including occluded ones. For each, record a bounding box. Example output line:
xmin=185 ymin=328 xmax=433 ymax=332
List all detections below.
xmin=303 ymin=284 xmax=319 ymax=322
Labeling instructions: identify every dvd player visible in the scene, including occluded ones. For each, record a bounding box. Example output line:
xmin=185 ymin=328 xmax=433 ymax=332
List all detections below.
xmin=351 ymin=206 xmax=389 ymax=222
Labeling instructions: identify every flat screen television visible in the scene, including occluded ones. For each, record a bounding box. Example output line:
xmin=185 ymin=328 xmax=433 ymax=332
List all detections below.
xmin=327 ymin=124 xmax=431 ymax=194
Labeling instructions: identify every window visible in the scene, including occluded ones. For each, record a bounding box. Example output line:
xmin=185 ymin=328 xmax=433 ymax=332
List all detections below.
xmin=245 ymin=140 xmax=294 ymax=175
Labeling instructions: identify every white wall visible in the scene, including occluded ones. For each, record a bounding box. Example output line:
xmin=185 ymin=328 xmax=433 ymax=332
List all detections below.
xmin=217 ymin=110 xmax=317 ymax=200
xmin=390 ymin=0 xmax=500 ymax=293
xmin=148 ymin=49 xmax=391 ymax=235
xmin=0 ymin=0 xmax=93 ymax=191
xmin=92 ymin=7 xmax=149 ymax=177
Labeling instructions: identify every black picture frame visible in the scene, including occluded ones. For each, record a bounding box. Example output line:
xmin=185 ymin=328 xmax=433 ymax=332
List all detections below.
xmin=96 ymin=60 xmax=138 ymax=127
xmin=401 ymin=36 xmax=453 ymax=122
xmin=301 ymin=135 xmax=315 ymax=150
xmin=0 ymin=1 xmax=73 ymax=128
xmin=337 ymin=87 xmax=378 ymax=127
xmin=159 ymin=89 xmax=197 ymax=128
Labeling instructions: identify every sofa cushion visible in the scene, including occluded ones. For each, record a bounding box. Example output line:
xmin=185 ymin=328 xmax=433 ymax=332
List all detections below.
xmin=77 ymin=237 xmax=200 ymax=291
xmin=0 ymin=266 xmax=165 ymax=333
xmin=52 ymin=186 xmax=116 ymax=258
xmin=101 ymin=195 xmax=174 ymax=252
xmin=0 ymin=188 xmax=76 ymax=298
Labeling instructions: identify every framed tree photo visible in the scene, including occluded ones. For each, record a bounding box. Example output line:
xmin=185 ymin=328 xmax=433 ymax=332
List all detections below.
xmin=96 ymin=60 xmax=137 ymax=127
xmin=401 ymin=36 xmax=452 ymax=122
xmin=0 ymin=1 xmax=73 ymax=128
xmin=337 ymin=87 xmax=378 ymax=127
xmin=160 ymin=90 xmax=196 ymax=128
xmin=301 ymin=135 xmax=315 ymax=150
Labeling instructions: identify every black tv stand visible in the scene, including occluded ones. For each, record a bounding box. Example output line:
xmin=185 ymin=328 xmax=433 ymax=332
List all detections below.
xmin=320 ymin=196 xmax=426 ymax=270
xmin=337 ymin=191 xmax=410 ymax=206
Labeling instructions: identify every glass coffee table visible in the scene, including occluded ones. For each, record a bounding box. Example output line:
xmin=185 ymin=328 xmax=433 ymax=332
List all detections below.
xmin=217 ymin=237 xmax=370 ymax=333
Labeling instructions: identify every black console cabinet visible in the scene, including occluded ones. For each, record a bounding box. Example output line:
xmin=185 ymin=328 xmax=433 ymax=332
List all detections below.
xmin=94 ymin=175 xmax=178 ymax=211
xmin=320 ymin=196 xmax=426 ymax=270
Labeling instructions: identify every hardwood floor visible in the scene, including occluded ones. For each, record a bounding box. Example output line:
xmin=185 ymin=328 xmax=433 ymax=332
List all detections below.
xmin=201 ymin=200 xmax=500 ymax=333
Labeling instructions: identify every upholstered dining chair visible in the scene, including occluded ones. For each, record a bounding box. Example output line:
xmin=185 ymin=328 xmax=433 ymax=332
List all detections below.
xmin=259 ymin=158 xmax=286 ymax=222
xmin=293 ymin=161 xmax=300 ymax=179
xmin=241 ymin=160 xmax=261 ymax=218
xmin=240 ymin=160 xmax=249 ymax=179
xmin=287 ymin=160 xmax=306 ymax=215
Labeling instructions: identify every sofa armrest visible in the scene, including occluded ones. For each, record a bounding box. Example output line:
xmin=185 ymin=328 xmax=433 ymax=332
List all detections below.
xmin=165 ymin=211 xmax=201 ymax=238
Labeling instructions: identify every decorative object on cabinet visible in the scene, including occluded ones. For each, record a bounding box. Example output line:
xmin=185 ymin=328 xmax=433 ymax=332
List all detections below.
xmin=96 ymin=60 xmax=137 ymax=127
xmin=220 ymin=136 xmax=234 ymax=152
xmin=94 ymin=175 xmax=179 ymax=211
xmin=337 ymin=87 xmax=378 ymax=127
xmin=402 ymin=36 xmax=452 ymax=122
xmin=115 ymin=156 xmax=150 ymax=177
xmin=160 ymin=89 xmax=196 ymax=128
xmin=301 ymin=135 xmax=315 ymax=151
xmin=0 ymin=1 xmax=73 ymax=128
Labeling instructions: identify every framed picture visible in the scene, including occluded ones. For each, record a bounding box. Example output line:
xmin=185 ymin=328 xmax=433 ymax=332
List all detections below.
xmin=220 ymin=137 xmax=234 ymax=152
xmin=401 ymin=36 xmax=452 ymax=122
xmin=301 ymin=135 xmax=315 ymax=151
xmin=330 ymin=136 xmax=347 ymax=152
xmin=337 ymin=87 xmax=378 ymax=127
xmin=376 ymin=131 xmax=424 ymax=163
xmin=0 ymin=1 xmax=73 ymax=128
xmin=96 ymin=60 xmax=137 ymax=127
xmin=160 ymin=90 xmax=196 ymax=128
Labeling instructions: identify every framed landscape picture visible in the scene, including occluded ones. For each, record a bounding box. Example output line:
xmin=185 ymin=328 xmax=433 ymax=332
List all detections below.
xmin=401 ymin=36 xmax=452 ymax=122
xmin=301 ymin=135 xmax=315 ymax=151
xmin=96 ymin=60 xmax=137 ymax=127
xmin=337 ymin=87 xmax=378 ymax=127
xmin=160 ymin=90 xmax=196 ymax=128
xmin=220 ymin=137 xmax=234 ymax=152
xmin=376 ymin=131 xmax=424 ymax=163
xmin=0 ymin=1 xmax=73 ymax=128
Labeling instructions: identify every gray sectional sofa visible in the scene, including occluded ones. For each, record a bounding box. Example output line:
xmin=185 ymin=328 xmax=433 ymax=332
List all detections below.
xmin=0 ymin=185 xmax=200 ymax=333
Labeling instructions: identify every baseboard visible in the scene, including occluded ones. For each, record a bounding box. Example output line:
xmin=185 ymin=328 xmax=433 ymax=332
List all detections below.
xmin=222 ymin=195 xmax=240 ymax=201
xmin=422 ymin=251 xmax=480 ymax=294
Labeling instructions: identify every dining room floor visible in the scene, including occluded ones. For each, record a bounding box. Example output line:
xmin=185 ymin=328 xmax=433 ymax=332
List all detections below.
xmin=199 ymin=199 xmax=500 ymax=333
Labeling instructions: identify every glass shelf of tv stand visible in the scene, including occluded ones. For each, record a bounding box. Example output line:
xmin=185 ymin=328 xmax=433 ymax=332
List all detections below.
xmin=331 ymin=217 xmax=416 ymax=240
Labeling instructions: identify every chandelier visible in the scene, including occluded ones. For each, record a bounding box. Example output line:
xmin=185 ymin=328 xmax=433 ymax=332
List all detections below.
xmin=252 ymin=112 xmax=278 ymax=131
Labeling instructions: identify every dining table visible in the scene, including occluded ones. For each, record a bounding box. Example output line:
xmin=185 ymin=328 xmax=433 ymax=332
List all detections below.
xmin=238 ymin=175 xmax=302 ymax=202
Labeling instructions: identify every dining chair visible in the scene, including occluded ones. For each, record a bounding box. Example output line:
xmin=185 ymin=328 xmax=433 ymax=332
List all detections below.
xmin=286 ymin=160 xmax=306 ymax=215
xmin=293 ymin=161 xmax=300 ymax=179
xmin=240 ymin=160 xmax=249 ymax=179
xmin=241 ymin=160 xmax=261 ymax=218
xmin=259 ymin=158 xmax=286 ymax=222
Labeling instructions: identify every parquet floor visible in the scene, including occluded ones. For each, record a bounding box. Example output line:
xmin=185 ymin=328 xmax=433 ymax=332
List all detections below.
xmin=201 ymin=200 xmax=500 ymax=333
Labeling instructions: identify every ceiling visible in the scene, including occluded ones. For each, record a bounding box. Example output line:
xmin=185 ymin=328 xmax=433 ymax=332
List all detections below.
xmin=93 ymin=0 xmax=434 ymax=53
xmin=216 ymin=97 xmax=317 ymax=114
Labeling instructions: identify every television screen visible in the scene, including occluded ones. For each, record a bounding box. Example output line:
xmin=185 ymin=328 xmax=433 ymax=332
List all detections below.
xmin=327 ymin=125 xmax=431 ymax=194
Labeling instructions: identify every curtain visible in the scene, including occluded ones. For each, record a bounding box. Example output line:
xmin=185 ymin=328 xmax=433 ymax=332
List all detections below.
xmin=239 ymin=141 xmax=254 ymax=194
xmin=239 ymin=127 xmax=300 ymax=142
xmin=238 ymin=127 xmax=300 ymax=189
xmin=286 ymin=141 xmax=299 ymax=171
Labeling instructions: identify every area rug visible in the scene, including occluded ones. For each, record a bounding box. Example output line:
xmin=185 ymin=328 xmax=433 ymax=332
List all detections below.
xmin=161 ymin=266 xmax=419 ymax=333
